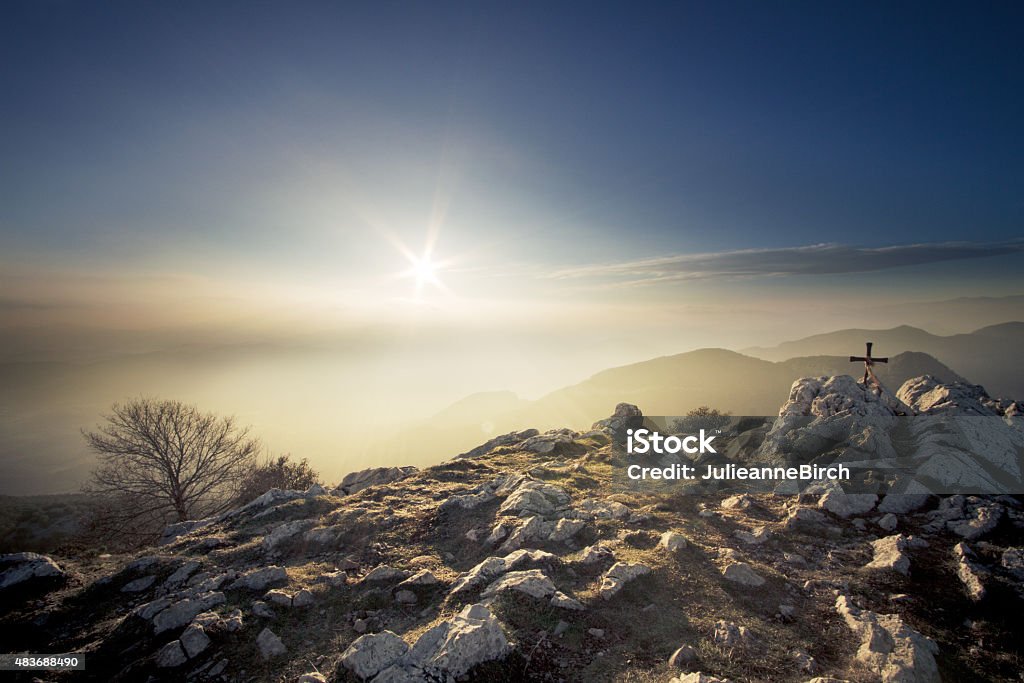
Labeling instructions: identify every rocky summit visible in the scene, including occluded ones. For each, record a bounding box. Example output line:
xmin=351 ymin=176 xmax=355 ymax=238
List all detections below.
xmin=1 ymin=376 xmax=1023 ymax=682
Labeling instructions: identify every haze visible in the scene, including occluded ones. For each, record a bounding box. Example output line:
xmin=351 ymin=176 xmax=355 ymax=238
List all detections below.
xmin=2 ymin=3 xmax=1023 ymax=493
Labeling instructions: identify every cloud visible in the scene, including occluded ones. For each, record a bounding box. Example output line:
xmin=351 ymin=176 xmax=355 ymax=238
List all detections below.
xmin=546 ymin=240 xmax=1024 ymax=286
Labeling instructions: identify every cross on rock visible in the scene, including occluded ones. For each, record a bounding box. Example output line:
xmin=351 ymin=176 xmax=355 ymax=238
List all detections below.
xmin=850 ymin=341 xmax=888 ymax=392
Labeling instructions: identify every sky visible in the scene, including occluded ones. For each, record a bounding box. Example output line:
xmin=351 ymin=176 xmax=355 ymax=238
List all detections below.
xmin=1 ymin=2 xmax=1023 ymax=492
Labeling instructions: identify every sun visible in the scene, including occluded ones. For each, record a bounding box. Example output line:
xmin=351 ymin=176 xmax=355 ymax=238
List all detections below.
xmin=411 ymin=255 xmax=439 ymax=289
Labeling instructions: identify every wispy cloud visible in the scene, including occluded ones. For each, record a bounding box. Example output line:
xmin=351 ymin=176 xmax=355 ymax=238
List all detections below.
xmin=546 ymin=240 xmax=1024 ymax=286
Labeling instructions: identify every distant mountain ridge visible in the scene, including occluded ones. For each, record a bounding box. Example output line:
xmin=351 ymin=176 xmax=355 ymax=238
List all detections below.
xmin=743 ymin=322 xmax=1024 ymax=399
xmin=381 ymin=348 xmax=967 ymax=465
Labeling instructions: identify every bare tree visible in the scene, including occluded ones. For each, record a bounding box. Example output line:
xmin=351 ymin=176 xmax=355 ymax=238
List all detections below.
xmin=84 ymin=399 xmax=261 ymax=539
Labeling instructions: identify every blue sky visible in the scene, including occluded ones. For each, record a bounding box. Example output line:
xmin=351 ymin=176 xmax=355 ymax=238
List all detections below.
xmin=1 ymin=1 xmax=1022 ymax=341
xmin=2 ymin=1 xmax=1024 ymax=493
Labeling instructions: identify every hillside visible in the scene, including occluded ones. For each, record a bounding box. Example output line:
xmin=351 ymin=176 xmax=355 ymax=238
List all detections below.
xmin=2 ymin=375 xmax=1022 ymax=682
xmin=743 ymin=323 xmax=1024 ymax=398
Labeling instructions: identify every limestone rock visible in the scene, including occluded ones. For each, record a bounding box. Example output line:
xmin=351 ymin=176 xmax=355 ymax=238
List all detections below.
xmin=711 ymin=620 xmax=754 ymax=648
xmin=591 ymin=402 xmax=643 ymax=438
xmin=599 ymin=562 xmax=651 ymax=599
xmin=549 ymin=518 xmax=586 ymax=542
xmin=865 ymin=535 xmax=911 ymax=575
xmin=303 ymin=524 xmax=346 ymax=545
xmin=668 ymin=644 xmax=697 ymax=668
xmin=152 ymin=592 xmax=226 ymax=634
xmin=361 ymin=565 xmax=411 ymax=584
xmin=550 ymin=591 xmax=584 ymax=610
xmin=342 ymin=631 xmax=409 ymax=679
xmin=121 ymin=575 xmax=157 ymax=593
xmin=721 ymin=562 xmax=766 ymax=587
xmin=567 ymin=498 xmax=631 ymax=520
xmin=948 ymin=503 xmax=1003 ymax=540
xmin=1002 ymin=547 xmax=1024 ymax=578
xmin=334 ymin=466 xmax=418 ymax=496
xmin=264 ymin=519 xmax=316 ymax=550
xmin=660 ymin=531 xmax=688 ymax=552
xmin=230 ymin=566 xmax=288 ymax=591
xmin=953 ymin=542 xmax=987 ymax=601
xmin=179 ymin=623 xmax=211 ymax=658
xmin=407 ymin=603 xmax=511 ymax=678
xmin=878 ymin=494 xmax=930 ymax=514
xmin=898 ymin=376 xmax=1000 ymax=415
xmin=165 ymin=559 xmax=202 ymax=585
xmin=256 ymin=626 xmax=287 ymax=660
xmin=0 ymin=552 xmax=67 ymax=592
xmin=819 ymin=491 xmax=877 ymax=518
xmin=835 ymin=595 xmax=939 ymax=682
xmin=457 ymin=429 xmax=540 ymax=459
xmin=735 ymin=527 xmax=771 ymax=545
xmin=520 ymin=428 xmax=577 ymax=454
xmin=265 ymin=589 xmax=293 ymax=606
xmin=498 ymin=480 xmax=571 ymax=517
xmin=397 ymin=569 xmax=438 ymax=588
xmin=252 ymin=601 xmax=275 ymax=619
xmin=577 ymin=544 xmax=615 ymax=566
xmin=155 ymin=640 xmax=188 ymax=668
xmin=292 ymin=588 xmax=315 ymax=607
xmin=481 ymin=569 xmax=556 ymax=600
xmin=721 ymin=494 xmax=752 ymax=510
xmin=449 ymin=549 xmax=557 ymax=597
xmin=878 ymin=513 xmax=898 ymax=531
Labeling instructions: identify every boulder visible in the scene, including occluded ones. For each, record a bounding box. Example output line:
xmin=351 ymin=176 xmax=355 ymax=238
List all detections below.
xmin=334 ymin=466 xmax=418 ymax=496
xmin=591 ymin=403 xmax=643 ymax=438
xmin=835 ymin=595 xmax=939 ymax=682
xmin=0 ymin=552 xmax=67 ymax=593
xmin=721 ymin=562 xmax=766 ymax=587
xmin=660 ymin=531 xmax=688 ymax=552
xmin=256 ymin=627 xmax=287 ymax=660
xmin=341 ymin=631 xmax=409 ymax=679
xmin=409 ymin=603 xmax=511 ymax=677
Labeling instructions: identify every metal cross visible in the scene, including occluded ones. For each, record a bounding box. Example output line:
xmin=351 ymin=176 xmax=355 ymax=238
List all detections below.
xmin=850 ymin=341 xmax=888 ymax=389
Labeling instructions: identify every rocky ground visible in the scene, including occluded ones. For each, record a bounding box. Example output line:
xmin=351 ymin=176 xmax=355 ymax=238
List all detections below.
xmin=1 ymin=375 xmax=1023 ymax=682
